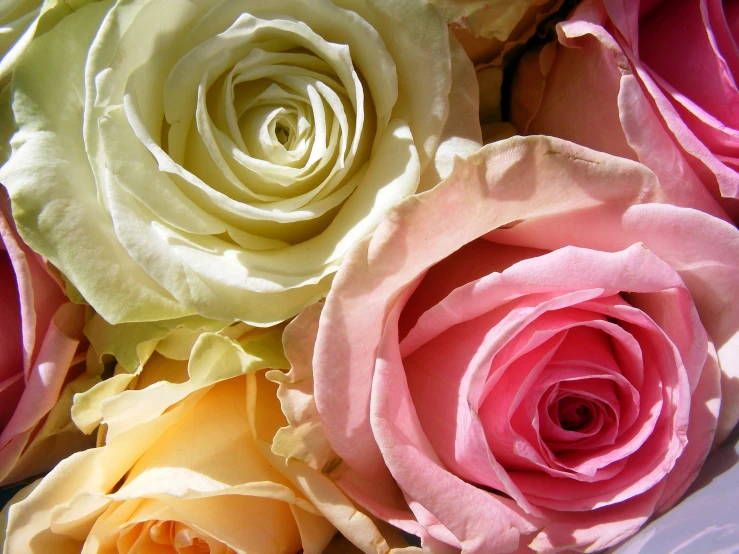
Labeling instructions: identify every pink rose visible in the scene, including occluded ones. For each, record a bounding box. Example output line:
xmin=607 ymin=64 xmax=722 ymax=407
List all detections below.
xmin=0 ymin=192 xmax=87 ymax=484
xmin=510 ymin=0 xmax=739 ymax=221
xmin=305 ymin=137 xmax=739 ymax=552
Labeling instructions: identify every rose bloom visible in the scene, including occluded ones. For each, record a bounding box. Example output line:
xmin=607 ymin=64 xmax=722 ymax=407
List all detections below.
xmin=510 ymin=0 xmax=739 ymax=221
xmin=2 ymin=329 xmax=423 ymax=554
xmin=0 ymin=0 xmax=480 ymax=327
xmin=303 ymin=137 xmax=739 ymax=552
xmin=0 ymin=192 xmax=88 ymax=485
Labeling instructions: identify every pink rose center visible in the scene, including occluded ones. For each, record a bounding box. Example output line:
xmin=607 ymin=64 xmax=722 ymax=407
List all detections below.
xmin=554 ymin=396 xmax=594 ymax=431
xmin=471 ymin=301 xmax=672 ymax=487
xmin=402 ymin=254 xmax=693 ymax=514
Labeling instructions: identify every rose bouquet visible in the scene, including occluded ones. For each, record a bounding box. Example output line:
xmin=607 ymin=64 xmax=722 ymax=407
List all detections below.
xmin=0 ymin=0 xmax=737 ymax=553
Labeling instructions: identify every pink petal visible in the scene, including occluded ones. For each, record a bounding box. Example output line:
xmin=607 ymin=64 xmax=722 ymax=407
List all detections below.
xmin=628 ymin=46 xmax=739 ymax=204
xmin=405 ymin=500 xmax=462 ymax=552
xmin=403 ymin=244 xmax=685 ymax=361
xmin=0 ymin=210 xmax=25 ymax=393
xmin=515 ymin=3 xmax=739 ymax=215
xmin=602 ymin=0 xmax=641 ymax=53
xmin=371 ymin=310 xmax=540 ymax=553
xmin=654 ymin=340 xmax=722 ymax=512
xmin=403 ymin=293 xmax=542 ymax=512
xmin=529 ymin=483 xmax=665 ymax=552
xmin=0 ymin=302 xmax=84 ymax=482
xmin=0 ymin=375 xmax=23 ymax=433
xmin=532 ymin=329 xmax=630 ymax=454
xmin=398 ymin=240 xmax=546 ymax=342
xmin=728 ymin=0 xmax=739 ymax=41
xmin=656 ymin=74 xmax=739 ymax=157
xmin=514 ymin=320 xmax=685 ymax=509
xmin=706 ymin=0 xmax=739 ymax=78
xmin=553 ymin=13 xmax=731 ymax=217
xmin=484 ymin=332 xmax=578 ymax=474
xmin=0 ymin=195 xmax=66 ymax=380
xmin=639 ymin=0 xmax=739 ymax=127
xmin=513 ymin=320 xmax=666 ymax=493
xmin=538 ymin=379 xmax=616 ymax=451
xmin=531 ymin=335 xmax=720 ymax=551
xmin=616 ymin=73 xmax=728 ymax=220
xmin=0 ymin=249 xmax=23 ymax=395
xmin=625 ymin=286 xmax=709 ymax=393
xmin=525 ymin=19 xmax=638 ymax=162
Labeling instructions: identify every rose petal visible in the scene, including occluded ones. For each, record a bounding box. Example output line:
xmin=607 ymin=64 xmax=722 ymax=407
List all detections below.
xmin=639 ymin=0 xmax=739 ymax=128
xmin=616 ymin=73 xmax=728 ymax=220
xmin=371 ymin=304 xmax=540 ymax=553
xmin=654 ymin=340 xmax=722 ymax=513
xmin=0 ymin=303 xmax=83 ymax=455
xmin=629 ymin=50 xmax=739 ymax=204
xmin=0 ymin=247 xmax=22 ymax=389
xmin=528 ymin=482 xmax=665 ymax=552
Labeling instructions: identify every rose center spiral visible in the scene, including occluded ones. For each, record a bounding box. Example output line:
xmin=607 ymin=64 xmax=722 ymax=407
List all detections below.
xmin=557 ymin=397 xmax=594 ymax=431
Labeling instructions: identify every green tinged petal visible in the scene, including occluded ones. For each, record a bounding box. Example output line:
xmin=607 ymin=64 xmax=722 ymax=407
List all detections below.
xmin=72 ymin=321 xmax=287 ymax=434
xmin=0 ymin=0 xmax=95 ymax=82
xmin=72 ymin=314 xmax=230 ymax=433
xmin=84 ymin=313 xmax=229 ymax=373
xmin=100 ymin=330 xmax=289 ymax=440
xmin=0 ymin=84 xmax=15 ymax=164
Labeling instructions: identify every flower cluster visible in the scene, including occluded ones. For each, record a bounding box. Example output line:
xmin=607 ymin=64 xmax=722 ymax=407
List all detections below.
xmin=0 ymin=1 xmax=737 ymax=553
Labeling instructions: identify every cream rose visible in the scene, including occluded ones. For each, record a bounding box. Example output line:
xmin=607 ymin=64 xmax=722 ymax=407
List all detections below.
xmin=0 ymin=0 xmax=480 ymax=327
xmin=1 ymin=328 xmax=422 ymax=554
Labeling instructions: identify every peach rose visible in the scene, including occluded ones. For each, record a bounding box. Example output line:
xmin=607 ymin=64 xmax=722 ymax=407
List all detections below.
xmin=303 ymin=137 xmax=738 ymax=552
xmin=0 ymin=192 xmax=88 ymax=485
xmin=2 ymin=328 xmax=424 ymax=554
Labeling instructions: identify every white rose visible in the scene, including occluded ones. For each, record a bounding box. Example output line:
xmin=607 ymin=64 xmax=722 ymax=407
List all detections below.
xmin=0 ymin=0 xmax=480 ymax=326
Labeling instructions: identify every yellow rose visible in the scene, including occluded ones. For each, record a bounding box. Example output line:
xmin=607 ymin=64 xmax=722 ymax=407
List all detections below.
xmin=1 ymin=329 xmax=419 ymax=554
